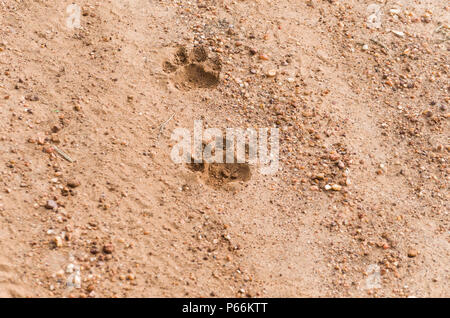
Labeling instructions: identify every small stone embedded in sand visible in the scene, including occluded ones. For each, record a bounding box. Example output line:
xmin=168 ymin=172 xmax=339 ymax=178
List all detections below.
xmin=103 ymin=244 xmax=114 ymax=254
xmin=421 ymin=15 xmax=431 ymax=23
xmin=331 ymin=184 xmax=342 ymax=191
xmin=66 ymin=266 xmax=82 ymax=289
xmin=55 ymin=269 xmax=65 ymax=278
xmin=52 ymin=236 xmax=63 ymax=248
xmin=66 ymin=264 xmax=75 ymax=274
xmin=25 ymin=94 xmax=39 ymax=102
xmin=67 ymin=179 xmax=81 ymax=188
xmin=408 ymin=249 xmax=418 ymax=258
xmin=45 ymin=200 xmax=58 ymax=210
xmin=90 ymin=247 xmax=99 ymax=255
xmin=392 ymin=30 xmax=405 ymax=38
xmin=266 ymin=69 xmax=277 ymax=77
xmin=258 ymin=53 xmax=269 ymax=61
xmin=43 ymin=146 xmax=54 ymax=154
xmin=389 ymin=8 xmax=401 ymax=16
xmin=422 ymin=109 xmax=433 ymax=117
xmin=315 ymin=173 xmax=325 ymax=180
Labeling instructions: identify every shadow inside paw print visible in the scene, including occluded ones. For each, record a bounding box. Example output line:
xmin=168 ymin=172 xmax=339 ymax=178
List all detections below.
xmin=163 ymin=46 xmax=221 ymax=89
xmin=186 ymin=140 xmax=252 ymax=189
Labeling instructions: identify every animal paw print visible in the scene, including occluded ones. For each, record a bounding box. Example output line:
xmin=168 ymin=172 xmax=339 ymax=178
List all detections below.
xmin=187 ymin=141 xmax=252 ymax=189
xmin=163 ymin=45 xmax=221 ymax=89
xmin=189 ymin=161 xmax=251 ymax=189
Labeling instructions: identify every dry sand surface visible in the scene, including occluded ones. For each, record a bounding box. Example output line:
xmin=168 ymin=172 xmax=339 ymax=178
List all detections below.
xmin=0 ymin=0 xmax=448 ymax=298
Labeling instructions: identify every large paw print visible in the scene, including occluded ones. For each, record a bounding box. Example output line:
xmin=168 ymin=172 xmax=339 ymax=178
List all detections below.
xmin=163 ymin=45 xmax=221 ymax=89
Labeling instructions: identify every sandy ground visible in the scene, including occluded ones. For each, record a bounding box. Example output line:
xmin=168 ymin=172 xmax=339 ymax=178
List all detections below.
xmin=0 ymin=0 xmax=448 ymax=297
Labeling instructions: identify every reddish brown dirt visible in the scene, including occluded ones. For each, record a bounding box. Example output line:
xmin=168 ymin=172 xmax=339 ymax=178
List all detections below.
xmin=0 ymin=0 xmax=448 ymax=297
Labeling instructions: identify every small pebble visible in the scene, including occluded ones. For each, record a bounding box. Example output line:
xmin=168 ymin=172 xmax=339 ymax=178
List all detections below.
xmin=258 ymin=53 xmax=269 ymax=61
xmin=103 ymin=244 xmax=114 ymax=255
xmin=331 ymin=184 xmax=342 ymax=191
xmin=392 ymin=30 xmax=405 ymax=38
xmin=408 ymin=249 xmax=418 ymax=258
xmin=67 ymin=179 xmax=81 ymax=188
xmin=52 ymin=236 xmax=63 ymax=248
xmin=266 ymin=69 xmax=277 ymax=77
xmin=45 ymin=200 xmax=58 ymax=210
xmin=422 ymin=109 xmax=433 ymax=117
